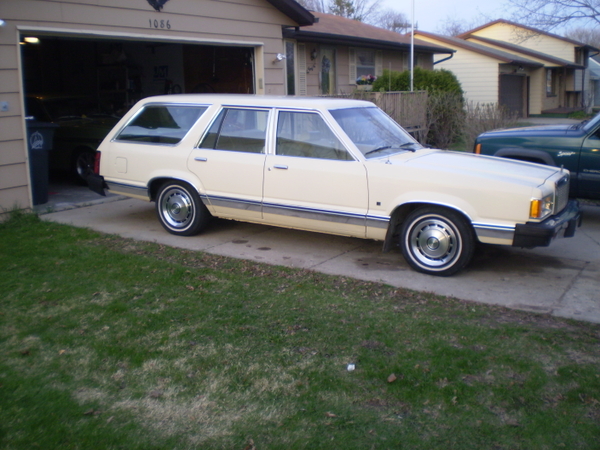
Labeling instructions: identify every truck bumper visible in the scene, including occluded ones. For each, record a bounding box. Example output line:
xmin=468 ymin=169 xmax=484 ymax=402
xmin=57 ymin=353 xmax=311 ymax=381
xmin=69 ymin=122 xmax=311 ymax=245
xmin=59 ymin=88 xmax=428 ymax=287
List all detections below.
xmin=513 ymin=200 xmax=582 ymax=248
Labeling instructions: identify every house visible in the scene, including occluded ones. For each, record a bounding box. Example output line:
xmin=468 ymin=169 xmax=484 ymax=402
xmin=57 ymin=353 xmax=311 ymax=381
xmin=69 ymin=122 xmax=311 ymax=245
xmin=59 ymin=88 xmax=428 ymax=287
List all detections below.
xmin=415 ymin=20 xmax=600 ymax=117
xmin=283 ymin=11 xmax=454 ymax=96
xmin=589 ymin=56 xmax=600 ymax=109
xmin=0 ymin=0 xmax=452 ymax=215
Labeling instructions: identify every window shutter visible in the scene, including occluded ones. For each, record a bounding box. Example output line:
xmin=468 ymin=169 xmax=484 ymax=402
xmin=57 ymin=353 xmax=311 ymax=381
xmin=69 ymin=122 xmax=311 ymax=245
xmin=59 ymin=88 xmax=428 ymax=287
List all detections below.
xmin=375 ymin=50 xmax=383 ymax=77
xmin=297 ymin=43 xmax=307 ymax=96
xmin=349 ymin=48 xmax=356 ymax=84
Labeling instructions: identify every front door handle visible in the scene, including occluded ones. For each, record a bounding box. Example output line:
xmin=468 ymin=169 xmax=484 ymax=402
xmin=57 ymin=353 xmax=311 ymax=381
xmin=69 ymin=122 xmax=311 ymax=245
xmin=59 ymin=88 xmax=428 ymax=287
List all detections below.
xmin=194 ymin=157 xmax=208 ymax=162
xmin=273 ymin=164 xmax=288 ymax=170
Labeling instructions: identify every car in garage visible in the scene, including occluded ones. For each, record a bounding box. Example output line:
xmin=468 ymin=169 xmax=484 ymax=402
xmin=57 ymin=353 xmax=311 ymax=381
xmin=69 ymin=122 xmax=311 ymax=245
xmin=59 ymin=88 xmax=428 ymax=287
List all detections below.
xmin=25 ymin=95 xmax=120 ymax=183
xmin=88 ymin=94 xmax=581 ymax=276
xmin=473 ymin=114 xmax=600 ymax=200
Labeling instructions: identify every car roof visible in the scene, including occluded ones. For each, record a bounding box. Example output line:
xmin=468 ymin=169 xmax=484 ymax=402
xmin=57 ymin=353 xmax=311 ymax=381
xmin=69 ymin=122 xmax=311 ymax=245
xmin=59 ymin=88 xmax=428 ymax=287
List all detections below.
xmin=136 ymin=94 xmax=375 ymax=110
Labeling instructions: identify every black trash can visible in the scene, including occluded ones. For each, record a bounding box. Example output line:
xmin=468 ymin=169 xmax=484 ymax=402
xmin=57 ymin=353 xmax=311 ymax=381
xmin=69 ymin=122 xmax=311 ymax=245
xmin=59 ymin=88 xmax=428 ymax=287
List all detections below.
xmin=26 ymin=120 xmax=58 ymax=205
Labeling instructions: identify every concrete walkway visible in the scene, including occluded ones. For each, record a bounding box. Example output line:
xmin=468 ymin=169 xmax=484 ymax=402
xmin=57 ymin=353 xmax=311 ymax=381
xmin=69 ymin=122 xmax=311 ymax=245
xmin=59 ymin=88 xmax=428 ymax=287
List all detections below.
xmin=42 ymin=198 xmax=600 ymax=324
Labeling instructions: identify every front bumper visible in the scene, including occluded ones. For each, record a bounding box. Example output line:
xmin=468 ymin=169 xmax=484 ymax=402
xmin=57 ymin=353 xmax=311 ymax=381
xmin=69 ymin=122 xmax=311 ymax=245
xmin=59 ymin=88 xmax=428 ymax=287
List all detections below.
xmin=87 ymin=173 xmax=106 ymax=197
xmin=513 ymin=200 xmax=582 ymax=248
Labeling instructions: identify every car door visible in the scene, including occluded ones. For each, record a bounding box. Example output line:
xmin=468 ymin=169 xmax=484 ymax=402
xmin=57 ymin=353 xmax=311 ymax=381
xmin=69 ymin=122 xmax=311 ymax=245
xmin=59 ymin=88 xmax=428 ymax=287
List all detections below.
xmin=580 ymin=126 xmax=600 ymax=199
xmin=187 ymin=107 xmax=269 ymax=220
xmin=262 ymin=109 xmax=369 ymax=238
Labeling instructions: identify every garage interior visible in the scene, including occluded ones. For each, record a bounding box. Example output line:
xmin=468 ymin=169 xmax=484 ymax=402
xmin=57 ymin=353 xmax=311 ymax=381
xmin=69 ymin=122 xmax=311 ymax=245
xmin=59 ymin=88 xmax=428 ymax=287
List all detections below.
xmin=20 ymin=34 xmax=255 ymax=210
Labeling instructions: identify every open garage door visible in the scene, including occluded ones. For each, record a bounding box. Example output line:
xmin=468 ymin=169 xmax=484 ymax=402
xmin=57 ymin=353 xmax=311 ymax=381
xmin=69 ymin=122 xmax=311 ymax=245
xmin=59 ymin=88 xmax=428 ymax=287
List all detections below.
xmin=20 ymin=34 xmax=255 ymax=206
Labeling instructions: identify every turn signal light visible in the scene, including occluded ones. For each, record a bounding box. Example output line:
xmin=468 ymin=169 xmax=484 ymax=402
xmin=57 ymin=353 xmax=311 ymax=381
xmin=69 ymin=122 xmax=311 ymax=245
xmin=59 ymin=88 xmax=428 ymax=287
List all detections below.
xmin=530 ymin=199 xmax=541 ymax=218
xmin=474 ymin=143 xmax=482 ymax=154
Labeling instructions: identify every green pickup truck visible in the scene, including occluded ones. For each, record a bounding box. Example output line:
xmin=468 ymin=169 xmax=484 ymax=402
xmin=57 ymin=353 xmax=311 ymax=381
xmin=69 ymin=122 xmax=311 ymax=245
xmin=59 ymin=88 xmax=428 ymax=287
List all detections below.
xmin=474 ymin=115 xmax=600 ymax=200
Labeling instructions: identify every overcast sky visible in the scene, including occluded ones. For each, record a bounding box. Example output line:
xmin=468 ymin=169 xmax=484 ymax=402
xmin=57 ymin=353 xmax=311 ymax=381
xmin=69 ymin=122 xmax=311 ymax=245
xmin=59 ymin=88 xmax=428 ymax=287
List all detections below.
xmin=380 ymin=0 xmax=511 ymax=33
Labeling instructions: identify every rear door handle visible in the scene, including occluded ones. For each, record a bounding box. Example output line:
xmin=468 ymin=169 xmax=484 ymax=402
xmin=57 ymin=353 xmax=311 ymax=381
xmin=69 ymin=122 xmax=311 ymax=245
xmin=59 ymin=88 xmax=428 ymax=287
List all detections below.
xmin=273 ymin=164 xmax=288 ymax=170
xmin=194 ymin=157 xmax=208 ymax=162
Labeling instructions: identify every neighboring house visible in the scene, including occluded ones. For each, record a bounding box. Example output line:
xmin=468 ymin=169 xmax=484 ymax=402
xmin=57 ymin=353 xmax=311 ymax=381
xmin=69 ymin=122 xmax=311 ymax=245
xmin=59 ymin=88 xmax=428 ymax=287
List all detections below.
xmin=0 ymin=0 xmax=452 ymax=215
xmin=587 ymin=56 xmax=600 ymax=109
xmin=283 ymin=12 xmax=453 ymax=96
xmin=415 ymin=20 xmax=600 ymax=117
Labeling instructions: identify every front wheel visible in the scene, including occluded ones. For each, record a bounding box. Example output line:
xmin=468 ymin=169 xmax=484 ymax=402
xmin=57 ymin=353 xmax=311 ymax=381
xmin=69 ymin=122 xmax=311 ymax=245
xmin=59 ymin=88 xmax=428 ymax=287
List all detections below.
xmin=156 ymin=181 xmax=211 ymax=236
xmin=400 ymin=206 xmax=475 ymax=276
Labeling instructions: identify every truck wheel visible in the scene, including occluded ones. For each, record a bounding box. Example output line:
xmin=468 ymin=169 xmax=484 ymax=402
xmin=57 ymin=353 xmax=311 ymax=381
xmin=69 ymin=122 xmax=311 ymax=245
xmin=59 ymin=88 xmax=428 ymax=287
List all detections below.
xmin=156 ymin=181 xmax=211 ymax=236
xmin=400 ymin=206 xmax=475 ymax=276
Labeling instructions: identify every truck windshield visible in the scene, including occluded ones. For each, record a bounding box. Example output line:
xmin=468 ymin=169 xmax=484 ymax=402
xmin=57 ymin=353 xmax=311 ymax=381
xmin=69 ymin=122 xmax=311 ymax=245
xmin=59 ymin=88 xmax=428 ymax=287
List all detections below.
xmin=582 ymin=111 xmax=600 ymax=132
xmin=329 ymin=106 xmax=422 ymax=158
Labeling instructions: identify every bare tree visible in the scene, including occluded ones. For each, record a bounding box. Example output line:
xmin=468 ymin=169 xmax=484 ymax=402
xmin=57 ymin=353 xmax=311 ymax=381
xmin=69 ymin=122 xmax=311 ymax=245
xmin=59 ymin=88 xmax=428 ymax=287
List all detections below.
xmin=375 ymin=9 xmax=411 ymax=33
xmin=435 ymin=15 xmax=492 ymax=36
xmin=297 ymin=0 xmax=380 ymax=23
xmin=297 ymin=0 xmax=328 ymax=13
xmin=565 ymin=26 xmax=600 ymax=48
xmin=508 ymin=0 xmax=600 ymax=31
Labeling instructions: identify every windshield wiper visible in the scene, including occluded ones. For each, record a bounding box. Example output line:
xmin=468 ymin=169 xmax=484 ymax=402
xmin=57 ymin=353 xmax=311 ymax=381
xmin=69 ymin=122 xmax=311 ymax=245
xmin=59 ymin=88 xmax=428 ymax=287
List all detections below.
xmin=571 ymin=119 xmax=589 ymax=130
xmin=365 ymin=142 xmax=420 ymax=156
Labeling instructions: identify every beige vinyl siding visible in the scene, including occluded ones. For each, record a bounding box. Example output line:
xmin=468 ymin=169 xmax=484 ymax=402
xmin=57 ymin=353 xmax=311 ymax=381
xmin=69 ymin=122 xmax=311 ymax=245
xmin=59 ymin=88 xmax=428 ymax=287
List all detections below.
xmin=528 ymin=67 xmax=545 ymax=115
xmin=0 ymin=0 xmax=298 ymax=212
xmin=470 ymin=23 xmax=577 ymax=63
xmin=416 ymin=35 xmax=499 ymax=105
xmin=438 ymin=53 xmax=499 ymax=104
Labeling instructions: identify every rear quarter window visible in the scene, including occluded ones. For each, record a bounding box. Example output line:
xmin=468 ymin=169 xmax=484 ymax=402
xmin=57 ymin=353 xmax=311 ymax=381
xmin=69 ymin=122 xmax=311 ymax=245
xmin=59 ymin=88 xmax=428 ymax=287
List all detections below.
xmin=115 ymin=105 xmax=207 ymax=144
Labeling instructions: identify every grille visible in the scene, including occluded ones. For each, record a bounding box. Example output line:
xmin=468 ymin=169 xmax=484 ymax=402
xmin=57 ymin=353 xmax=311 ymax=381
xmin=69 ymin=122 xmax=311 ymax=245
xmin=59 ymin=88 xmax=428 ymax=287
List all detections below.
xmin=555 ymin=175 xmax=570 ymax=213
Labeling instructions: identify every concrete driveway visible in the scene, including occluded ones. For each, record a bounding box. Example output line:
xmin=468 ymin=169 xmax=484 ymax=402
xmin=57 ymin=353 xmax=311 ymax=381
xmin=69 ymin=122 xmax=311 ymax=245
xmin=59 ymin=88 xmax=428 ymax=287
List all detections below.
xmin=41 ymin=197 xmax=600 ymax=324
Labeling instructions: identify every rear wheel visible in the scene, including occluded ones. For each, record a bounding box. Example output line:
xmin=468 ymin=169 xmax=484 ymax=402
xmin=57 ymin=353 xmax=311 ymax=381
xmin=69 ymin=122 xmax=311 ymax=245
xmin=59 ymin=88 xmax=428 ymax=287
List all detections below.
xmin=72 ymin=148 xmax=96 ymax=184
xmin=400 ymin=206 xmax=475 ymax=276
xmin=156 ymin=181 xmax=211 ymax=236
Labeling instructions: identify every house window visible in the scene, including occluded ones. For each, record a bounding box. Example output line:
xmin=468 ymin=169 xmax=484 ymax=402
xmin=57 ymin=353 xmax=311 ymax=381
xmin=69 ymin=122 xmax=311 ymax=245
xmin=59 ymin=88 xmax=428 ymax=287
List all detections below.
xmin=356 ymin=50 xmax=375 ymax=80
xmin=350 ymin=49 xmax=382 ymax=85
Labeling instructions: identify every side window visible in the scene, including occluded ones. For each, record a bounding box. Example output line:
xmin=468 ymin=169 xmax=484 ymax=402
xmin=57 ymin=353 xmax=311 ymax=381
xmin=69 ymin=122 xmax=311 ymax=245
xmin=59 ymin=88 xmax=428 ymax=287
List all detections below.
xmin=199 ymin=108 xmax=268 ymax=154
xmin=116 ymin=105 xmax=207 ymax=144
xmin=276 ymin=111 xmax=353 ymax=161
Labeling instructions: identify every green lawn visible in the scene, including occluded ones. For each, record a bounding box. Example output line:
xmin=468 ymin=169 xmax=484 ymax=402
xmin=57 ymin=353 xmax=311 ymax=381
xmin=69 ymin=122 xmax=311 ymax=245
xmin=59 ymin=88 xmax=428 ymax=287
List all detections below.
xmin=1 ymin=212 xmax=599 ymax=449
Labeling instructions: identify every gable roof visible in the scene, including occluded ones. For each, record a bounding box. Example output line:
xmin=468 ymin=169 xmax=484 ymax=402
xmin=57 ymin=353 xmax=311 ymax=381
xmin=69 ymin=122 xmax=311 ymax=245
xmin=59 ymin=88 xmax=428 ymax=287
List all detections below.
xmin=466 ymin=35 xmax=585 ymax=68
xmin=458 ymin=19 xmax=599 ymax=52
xmin=267 ymin=0 xmax=315 ymax=26
xmin=414 ymin=31 xmax=543 ymax=68
xmin=283 ymin=12 xmax=453 ymax=54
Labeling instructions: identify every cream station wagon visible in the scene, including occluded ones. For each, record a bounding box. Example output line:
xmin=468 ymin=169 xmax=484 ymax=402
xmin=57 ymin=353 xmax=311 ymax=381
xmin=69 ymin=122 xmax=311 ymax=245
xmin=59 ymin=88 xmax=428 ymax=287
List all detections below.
xmin=88 ymin=94 xmax=581 ymax=276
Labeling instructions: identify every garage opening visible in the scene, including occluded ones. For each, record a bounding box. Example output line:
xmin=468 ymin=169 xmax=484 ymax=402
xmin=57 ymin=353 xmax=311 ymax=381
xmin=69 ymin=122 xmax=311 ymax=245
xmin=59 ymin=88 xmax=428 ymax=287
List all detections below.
xmin=20 ymin=34 xmax=255 ymax=208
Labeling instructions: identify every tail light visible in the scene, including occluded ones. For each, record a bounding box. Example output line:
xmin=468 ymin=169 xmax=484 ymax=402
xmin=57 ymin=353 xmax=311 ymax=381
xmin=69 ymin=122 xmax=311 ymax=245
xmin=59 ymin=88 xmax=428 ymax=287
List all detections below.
xmin=93 ymin=151 xmax=101 ymax=174
xmin=474 ymin=143 xmax=482 ymax=154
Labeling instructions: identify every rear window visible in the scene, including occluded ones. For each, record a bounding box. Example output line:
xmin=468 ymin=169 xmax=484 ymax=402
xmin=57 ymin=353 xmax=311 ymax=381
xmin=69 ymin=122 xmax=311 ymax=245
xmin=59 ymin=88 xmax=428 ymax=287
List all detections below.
xmin=116 ymin=105 xmax=207 ymax=144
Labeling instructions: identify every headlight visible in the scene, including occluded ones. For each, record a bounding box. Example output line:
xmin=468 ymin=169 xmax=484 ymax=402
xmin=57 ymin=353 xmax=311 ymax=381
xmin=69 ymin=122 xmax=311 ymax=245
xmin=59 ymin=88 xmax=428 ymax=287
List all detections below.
xmin=530 ymin=193 xmax=554 ymax=219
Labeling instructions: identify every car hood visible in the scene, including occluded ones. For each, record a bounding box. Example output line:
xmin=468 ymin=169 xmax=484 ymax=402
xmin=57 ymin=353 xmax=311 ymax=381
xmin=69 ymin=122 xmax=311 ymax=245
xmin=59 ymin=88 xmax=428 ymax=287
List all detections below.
xmin=388 ymin=149 xmax=561 ymax=186
xmin=479 ymin=123 xmax=576 ymax=138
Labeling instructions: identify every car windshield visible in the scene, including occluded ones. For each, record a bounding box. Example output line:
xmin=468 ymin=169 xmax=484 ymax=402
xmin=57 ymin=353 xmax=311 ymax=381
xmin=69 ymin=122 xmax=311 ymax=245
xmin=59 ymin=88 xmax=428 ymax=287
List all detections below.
xmin=329 ymin=106 xmax=422 ymax=158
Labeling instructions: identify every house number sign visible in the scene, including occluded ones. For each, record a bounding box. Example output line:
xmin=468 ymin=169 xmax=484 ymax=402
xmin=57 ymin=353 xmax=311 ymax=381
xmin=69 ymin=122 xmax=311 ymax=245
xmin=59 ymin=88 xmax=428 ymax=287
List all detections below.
xmin=149 ymin=19 xmax=171 ymax=29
